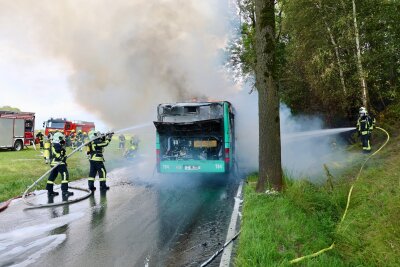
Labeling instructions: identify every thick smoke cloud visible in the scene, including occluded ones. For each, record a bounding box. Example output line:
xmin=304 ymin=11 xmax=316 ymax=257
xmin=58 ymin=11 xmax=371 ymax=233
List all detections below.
xmin=232 ymin=88 xmax=347 ymax=179
xmin=0 ymin=0 xmax=234 ymax=128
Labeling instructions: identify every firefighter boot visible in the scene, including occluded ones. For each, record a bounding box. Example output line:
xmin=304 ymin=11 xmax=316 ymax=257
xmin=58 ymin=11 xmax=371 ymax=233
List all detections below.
xmin=46 ymin=183 xmax=59 ymax=197
xmin=61 ymin=183 xmax=74 ymax=197
xmin=100 ymin=181 xmax=110 ymax=191
xmin=88 ymin=180 xmax=96 ymax=191
xmin=62 ymin=194 xmax=70 ymax=202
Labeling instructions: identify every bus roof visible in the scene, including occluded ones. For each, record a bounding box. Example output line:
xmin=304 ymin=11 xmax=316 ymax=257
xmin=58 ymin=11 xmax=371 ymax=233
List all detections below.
xmin=158 ymin=101 xmax=232 ymax=107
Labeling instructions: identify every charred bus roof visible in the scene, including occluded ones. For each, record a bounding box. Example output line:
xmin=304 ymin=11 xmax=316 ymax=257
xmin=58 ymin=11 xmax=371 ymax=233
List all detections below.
xmin=157 ymin=101 xmax=234 ymax=122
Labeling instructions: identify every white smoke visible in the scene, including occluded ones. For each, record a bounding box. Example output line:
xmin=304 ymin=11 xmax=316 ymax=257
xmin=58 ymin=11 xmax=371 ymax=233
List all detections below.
xmin=232 ymin=87 xmax=347 ymax=179
xmin=0 ymin=0 xmax=235 ymax=128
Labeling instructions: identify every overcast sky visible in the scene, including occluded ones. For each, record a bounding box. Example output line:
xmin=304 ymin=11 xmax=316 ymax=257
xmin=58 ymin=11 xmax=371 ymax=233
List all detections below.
xmin=0 ymin=39 xmax=108 ymax=131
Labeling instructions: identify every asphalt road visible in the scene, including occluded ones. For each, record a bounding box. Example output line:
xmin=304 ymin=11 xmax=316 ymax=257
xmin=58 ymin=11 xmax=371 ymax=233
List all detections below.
xmin=0 ymin=161 xmax=242 ymax=267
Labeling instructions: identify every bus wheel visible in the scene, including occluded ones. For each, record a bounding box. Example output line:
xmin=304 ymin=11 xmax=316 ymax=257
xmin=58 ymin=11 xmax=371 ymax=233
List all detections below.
xmin=14 ymin=140 xmax=23 ymax=151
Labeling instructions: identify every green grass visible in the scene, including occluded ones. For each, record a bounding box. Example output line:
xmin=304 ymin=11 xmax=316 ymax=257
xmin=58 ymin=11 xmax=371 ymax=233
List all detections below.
xmin=0 ymin=138 xmax=128 ymax=202
xmin=235 ymin=129 xmax=400 ymax=266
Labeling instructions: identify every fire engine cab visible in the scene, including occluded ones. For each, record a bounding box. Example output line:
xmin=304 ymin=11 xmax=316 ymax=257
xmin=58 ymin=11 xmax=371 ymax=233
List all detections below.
xmin=0 ymin=111 xmax=35 ymax=151
xmin=44 ymin=118 xmax=95 ymax=136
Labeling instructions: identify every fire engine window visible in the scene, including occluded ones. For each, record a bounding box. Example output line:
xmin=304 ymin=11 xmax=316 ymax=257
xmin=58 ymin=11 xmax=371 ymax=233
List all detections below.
xmin=25 ymin=120 xmax=33 ymax=131
xmin=48 ymin=122 xmax=65 ymax=129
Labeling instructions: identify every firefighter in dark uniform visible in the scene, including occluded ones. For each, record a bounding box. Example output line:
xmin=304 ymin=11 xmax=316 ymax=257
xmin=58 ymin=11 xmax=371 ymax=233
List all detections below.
xmin=119 ymin=134 xmax=126 ymax=149
xmin=76 ymin=130 xmax=84 ymax=149
xmin=87 ymin=131 xmax=114 ymax=191
xmin=36 ymin=131 xmax=44 ymax=149
xmin=46 ymin=132 xmax=74 ymax=197
xmin=356 ymin=107 xmax=376 ymax=153
xmin=70 ymin=130 xmax=76 ymax=148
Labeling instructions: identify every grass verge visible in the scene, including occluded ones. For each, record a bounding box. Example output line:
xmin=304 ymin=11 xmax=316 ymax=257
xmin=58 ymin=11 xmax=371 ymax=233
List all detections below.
xmin=0 ymin=138 xmax=127 ymax=202
xmin=235 ymin=129 xmax=400 ymax=266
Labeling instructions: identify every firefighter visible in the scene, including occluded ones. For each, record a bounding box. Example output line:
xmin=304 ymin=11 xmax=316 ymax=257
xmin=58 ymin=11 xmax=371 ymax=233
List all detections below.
xmin=356 ymin=107 xmax=376 ymax=153
xmin=76 ymin=130 xmax=84 ymax=149
xmin=131 ymin=135 xmax=140 ymax=148
xmin=119 ymin=134 xmax=126 ymax=149
xmin=87 ymin=130 xmax=114 ymax=191
xmin=43 ymin=137 xmax=51 ymax=164
xmin=36 ymin=131 xmax=44 ymax=149
xmin=46 ymin=132 xmax=74 ymax=197
xmin=43 ymin=130 xmax=55 ymax=164
xmin=70 ymin=130 xmax=76 ymax=148
xmin=83 ymin=131 xmax=88 ymax=143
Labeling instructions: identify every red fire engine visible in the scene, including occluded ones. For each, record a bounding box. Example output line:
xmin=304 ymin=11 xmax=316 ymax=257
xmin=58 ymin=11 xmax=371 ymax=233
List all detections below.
xmin=44 ymin=118 xmax=95 ymax=136
xmin=0 ymin=111 xmax=35 ymax=151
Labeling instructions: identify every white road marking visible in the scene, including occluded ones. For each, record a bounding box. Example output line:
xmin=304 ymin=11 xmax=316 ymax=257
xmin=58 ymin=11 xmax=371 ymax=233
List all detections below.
xmin=219 ymin=180 xmax=243 ymax=267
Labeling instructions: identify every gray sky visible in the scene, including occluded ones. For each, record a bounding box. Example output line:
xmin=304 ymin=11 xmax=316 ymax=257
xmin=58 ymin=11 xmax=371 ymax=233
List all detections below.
xmin=0 ymin=42 xmax=107 ymax=130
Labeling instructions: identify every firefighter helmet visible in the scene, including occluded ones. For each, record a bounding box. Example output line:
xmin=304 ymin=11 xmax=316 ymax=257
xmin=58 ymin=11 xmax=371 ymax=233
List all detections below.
xmin=359 ymin=106 xmax=367 ymax=115
xmin=88 ymin=130 xmax=96 ymax=140
xmin=52 ymin=132 xmax=65 ymax=144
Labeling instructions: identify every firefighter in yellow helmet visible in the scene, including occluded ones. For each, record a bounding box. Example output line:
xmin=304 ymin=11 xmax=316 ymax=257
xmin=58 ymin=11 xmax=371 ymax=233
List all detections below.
xmin=46 ymin=132 xmax=74 ymax=197
xmin=87 ymin=130 xmax=114 ymax=191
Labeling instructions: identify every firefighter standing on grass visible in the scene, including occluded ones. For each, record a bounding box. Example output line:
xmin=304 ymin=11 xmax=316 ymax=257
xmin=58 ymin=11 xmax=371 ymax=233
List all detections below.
xmin=36 ymin=131 xmax=44 ymax=149
xmin=70 ymin=130 xmax=76 ymax=148
xmin=87 ymin=130 xmax=114 ymax=191
xmin=356 ymin=107 xmax=376 ymax=153
xmin=46 ymin=132 xmax=74 ymax=197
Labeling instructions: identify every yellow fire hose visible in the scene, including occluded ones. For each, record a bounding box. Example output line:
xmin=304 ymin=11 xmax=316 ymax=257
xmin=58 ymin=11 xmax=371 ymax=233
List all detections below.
xmin=290 ymin=126 xmax=390 ymax=264
xmin=22 ymin=133 xmax=113 ymax=209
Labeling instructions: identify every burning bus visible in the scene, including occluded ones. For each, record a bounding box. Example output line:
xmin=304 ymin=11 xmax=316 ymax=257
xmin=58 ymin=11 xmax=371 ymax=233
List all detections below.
xmin=154 ymin=101 xmax=235 ymax=174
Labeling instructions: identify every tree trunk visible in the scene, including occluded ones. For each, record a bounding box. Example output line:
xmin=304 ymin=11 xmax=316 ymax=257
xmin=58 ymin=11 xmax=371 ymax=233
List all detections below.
xmin=352 ymin=0 xmax=368 ymax=108
xmin=254 ymin=0 xmax=283 ymax=192
xmin=316 ymin=1 xmax=347 ymax=96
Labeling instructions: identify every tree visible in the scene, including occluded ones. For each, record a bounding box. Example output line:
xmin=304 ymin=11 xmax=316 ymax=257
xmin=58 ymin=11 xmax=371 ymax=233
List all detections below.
xmin=0 ymin=106 xmax=21 ymax=112
xmin=254 ymin=0 xmax=283 ymax=192
xmin=352 ymin=0 xmax=368 ymax=109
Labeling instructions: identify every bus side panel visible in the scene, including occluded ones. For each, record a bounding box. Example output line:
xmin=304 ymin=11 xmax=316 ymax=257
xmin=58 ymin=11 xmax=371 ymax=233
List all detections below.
xmin=223 ymin=102 xmax=231 ymax=172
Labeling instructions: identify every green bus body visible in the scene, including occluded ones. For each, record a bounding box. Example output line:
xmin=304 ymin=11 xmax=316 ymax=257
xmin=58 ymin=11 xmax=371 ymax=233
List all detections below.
xmin=154 ymin=101 xmax=235 ymax=174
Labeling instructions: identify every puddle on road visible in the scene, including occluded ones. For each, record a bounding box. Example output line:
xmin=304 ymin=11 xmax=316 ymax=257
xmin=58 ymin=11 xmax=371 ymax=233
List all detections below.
xmin=0 ymin=212 xmax=84 ymax=266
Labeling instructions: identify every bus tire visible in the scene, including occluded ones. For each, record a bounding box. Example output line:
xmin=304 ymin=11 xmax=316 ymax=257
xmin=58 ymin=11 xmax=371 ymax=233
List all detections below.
xmin=14 ymin=140 xmax=23 ymax=151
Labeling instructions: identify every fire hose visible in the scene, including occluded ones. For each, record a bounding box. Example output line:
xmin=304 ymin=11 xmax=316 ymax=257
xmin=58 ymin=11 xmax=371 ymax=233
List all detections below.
xmin=290 ymin=126 xmax=390 ymax=264
xmin=22 ymin=132 xmax=114 ymax=209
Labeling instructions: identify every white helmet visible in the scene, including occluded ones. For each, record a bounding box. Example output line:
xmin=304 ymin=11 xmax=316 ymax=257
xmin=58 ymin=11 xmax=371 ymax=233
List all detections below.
xmin=52 ymin=132 xmax=65 ymax=144
xmin=359 ymin=106 xmax=367 ymax=115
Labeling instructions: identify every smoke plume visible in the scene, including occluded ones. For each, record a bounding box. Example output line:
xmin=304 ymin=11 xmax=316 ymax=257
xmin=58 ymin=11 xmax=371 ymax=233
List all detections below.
xmin=0 ymin=0 xmax=234 ymax=128
xmin=232 ymin=87 xmax=349 ymax=179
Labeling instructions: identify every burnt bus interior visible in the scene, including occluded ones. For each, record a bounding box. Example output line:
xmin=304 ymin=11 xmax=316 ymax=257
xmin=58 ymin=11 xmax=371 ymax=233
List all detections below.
xmin=155 ymin=103 xmax=226 ymax=161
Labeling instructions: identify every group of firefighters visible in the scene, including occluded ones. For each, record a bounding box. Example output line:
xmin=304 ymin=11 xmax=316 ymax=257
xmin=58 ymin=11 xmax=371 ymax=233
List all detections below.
xmin=118 ymin=134 xmax=140 ymax=159
xmin=35 ymin=130 xmax=142 ymax=197
xmin=34 ymin=130 xmax=114 ymax=197
xmin=36 ymin=129 xmax=87 ymax=151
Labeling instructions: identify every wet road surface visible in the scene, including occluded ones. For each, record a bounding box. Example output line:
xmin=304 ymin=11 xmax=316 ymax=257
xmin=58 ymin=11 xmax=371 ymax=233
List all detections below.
xmin=0 ymin=162 xmax=242 ymax=267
